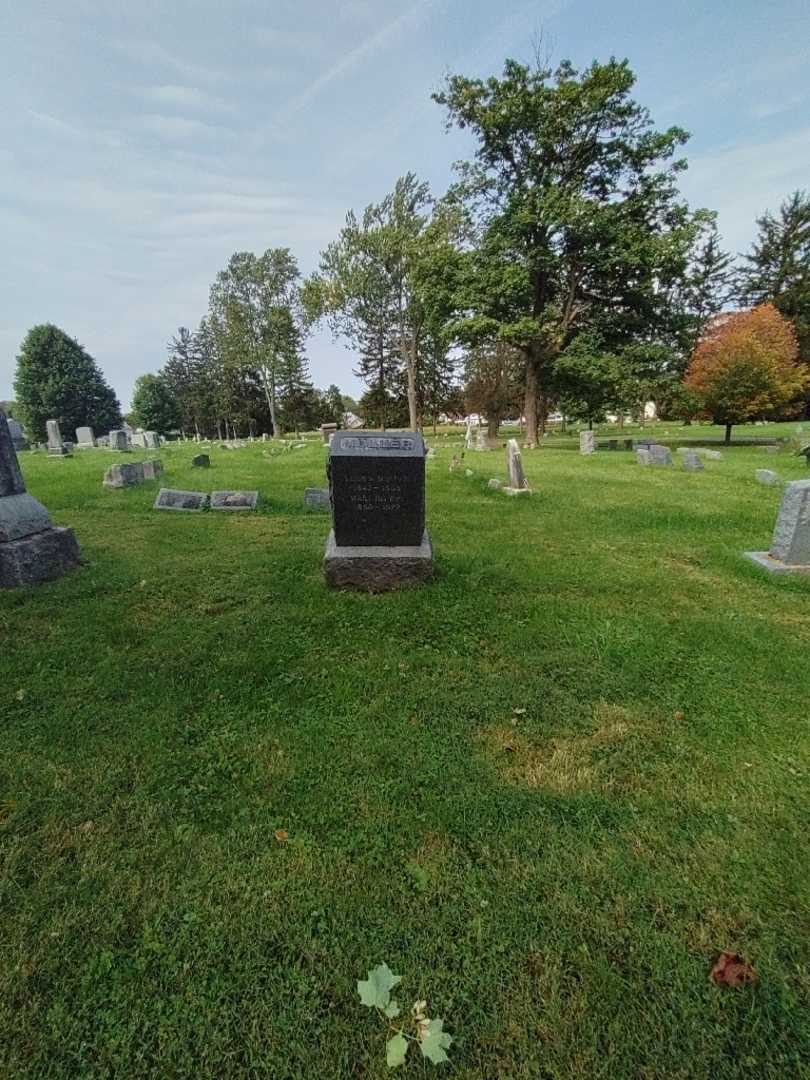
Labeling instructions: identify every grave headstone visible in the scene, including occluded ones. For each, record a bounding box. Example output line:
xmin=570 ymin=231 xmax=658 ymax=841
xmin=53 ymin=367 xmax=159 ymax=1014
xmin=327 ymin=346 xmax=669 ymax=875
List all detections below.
xmin=702 ymin=449 xmax=723 ymax=461
xmin=755 ymin=469 xmax=781 ymax=486
xmin=76 ymin=426 xmax=96 ymax=448
xmin=6 ymin=418 xmax=28 ymax=451
xmin=154 ymin=488 xmax=208 ymax=511
xmin=210 ymin=490 xmax=258 ymax=510
xmin=324 ymin=431 xmax=432 ymax=590
xmin=103 ymin=463 xmax=142 ymax=488
xmin=634 ymin=438 xmax=656 ymax=450
xmin=143 ymin=431 xmax=160 ymax=449
xmin=636 ymin=448 xmax=652 ymax=466
xmin=476 ymin=430 xmax=496 ymax=451
xmin=649 ymin=445 xmax=673 ymax=466
xmin=504 ymin=439 xmax=530 ymax=495
xmin=745 ymin=479 xmax=810 ymax=573
xmin=579 ymin=431 xmax=595 ymax=455
xmin=488 ymin=478 xmax=502 ymax=490
xmin=682 ymin=451 xmax=704 ymax=471
xmin=46 ymin=420 xmax=70 ymax=457
xmin=0 ymin=410 xmax=80 ymax=587
xmin=191 ymin=454 xmax=210 ymax=468
xmin=464 ymin=419 xmax=475 ymax=450
xmin=109 ymin=429 xmax=130 ymax=452
xmin=130 ymin=432 xmax=147 ymax=448
xmin=321 ymin=422 xmax=338 ymax=446
xmin=304 ymin=487 xmax=330 ymax=509
xmin=142 ymin=460 xmax=164 ymax=481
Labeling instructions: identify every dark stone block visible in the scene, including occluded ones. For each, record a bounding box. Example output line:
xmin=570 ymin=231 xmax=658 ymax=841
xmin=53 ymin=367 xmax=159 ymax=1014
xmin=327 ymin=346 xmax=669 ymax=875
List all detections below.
xmin=0 ymin=527 xmax=80 ymax=589
xmin=329 ymin=432 xmax=425 ymax=547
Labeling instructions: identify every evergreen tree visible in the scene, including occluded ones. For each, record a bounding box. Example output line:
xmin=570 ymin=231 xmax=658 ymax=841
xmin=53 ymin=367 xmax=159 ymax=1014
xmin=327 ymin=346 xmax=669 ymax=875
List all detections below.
xmin=14 ymin=323 xmax=122 ymax=441
xmin=131 ymin=373 xmax=182 ymax=433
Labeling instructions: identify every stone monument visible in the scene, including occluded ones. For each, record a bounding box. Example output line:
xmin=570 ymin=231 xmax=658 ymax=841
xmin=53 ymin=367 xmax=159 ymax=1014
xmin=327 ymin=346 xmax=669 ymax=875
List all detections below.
xmin=109 ymin=429 xmax=130 ymax=451
xmin=0 ymin=410 xmax=81 ymax=588
xmin=649 ymin=445 xmax=673 ymax=466
xmin=580 ymin=431 xmax=595 ymax=455
xmin=682 ymin=451 xmax=704 ymax=471
xmin=321 ymin=422 xmax=338 ymax=446
xmin=143 ymin=431 xmax=160 ymax=449
xmin=755 ymin=469 xmax=781 ymax=486
xmin=476 ymin=430 xmax=496 ymax=451
xmin=464 ymin=420 xmax=475 ymax=450
xmin=636 ymin=448 xmax=652 ymax=465
xmin=745 ymin=480 xmax=810 ymax=574
xmin=46 ymin=420 xmax=70 ymax=457
xmin=76 ymin=426 xmax=96 ymax=448
xmin=7 ymin=418 xmax=29 ymax=451
xmin=323 ymin=431 xmax=432 ymax=591
xmin=503 ymin=439 xmax=530 ymax=495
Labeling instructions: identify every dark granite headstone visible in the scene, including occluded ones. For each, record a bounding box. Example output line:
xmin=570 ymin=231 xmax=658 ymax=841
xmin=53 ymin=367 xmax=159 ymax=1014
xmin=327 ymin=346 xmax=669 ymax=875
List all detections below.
xmin=328 ymin=432 xmax=425 ymax=547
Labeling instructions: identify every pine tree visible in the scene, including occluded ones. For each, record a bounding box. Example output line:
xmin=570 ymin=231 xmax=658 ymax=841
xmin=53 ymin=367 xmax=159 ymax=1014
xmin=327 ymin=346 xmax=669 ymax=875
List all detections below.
xmin=14 ymin=324 xmax=122 ymax=441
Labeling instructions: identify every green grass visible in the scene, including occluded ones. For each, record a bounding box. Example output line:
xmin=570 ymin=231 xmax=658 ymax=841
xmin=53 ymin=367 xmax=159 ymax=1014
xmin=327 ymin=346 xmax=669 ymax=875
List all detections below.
xmin=1 ymin=435 xmax=809 ymax=1079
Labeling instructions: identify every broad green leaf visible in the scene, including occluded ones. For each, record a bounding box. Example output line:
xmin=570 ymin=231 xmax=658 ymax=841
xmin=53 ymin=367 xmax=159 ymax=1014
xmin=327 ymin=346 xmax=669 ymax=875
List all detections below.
xmin=386 ymin=1032 xmax=409 ymax=1069
xmin=357 ymin=963 xmax=402 ymax=1009
xmin=419 ymin=1018 xmax=452 ymax=1065
xmin=384 ymin=1000 xmax=401 ymax=1019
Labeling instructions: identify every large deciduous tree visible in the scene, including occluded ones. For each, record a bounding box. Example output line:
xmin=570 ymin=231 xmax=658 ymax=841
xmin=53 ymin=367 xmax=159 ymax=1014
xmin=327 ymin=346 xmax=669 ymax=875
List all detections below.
xmin=685 ymin=304 xmax=809 ymax=442
xmin=130 ymin=373 xmax=182 ymax=433
xmin=14 ymin=323 xmax=122 ymax=441
xmin=433 ymin=57 xmax=704 ymax=446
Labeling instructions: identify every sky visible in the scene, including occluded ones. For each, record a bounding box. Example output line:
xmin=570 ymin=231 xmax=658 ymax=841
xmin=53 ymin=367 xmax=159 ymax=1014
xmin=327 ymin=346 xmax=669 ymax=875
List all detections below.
xmin=1 ymin=0 xmax=809 ymax=410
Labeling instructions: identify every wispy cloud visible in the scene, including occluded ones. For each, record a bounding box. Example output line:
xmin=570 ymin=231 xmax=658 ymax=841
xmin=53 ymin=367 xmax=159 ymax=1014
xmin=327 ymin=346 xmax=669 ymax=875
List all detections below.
xmin=113 ymin=39 xmax=222 ymax=84
xmin=27 ymin=109 xmax=123 ymax=148
xmin=255 ymin=26 xmax=325 ymax=55
xmin=140 ymin=113 xmax=233 ymax=141
xmin=750 ymin=93 xmax=807 ymax=120
xmin=139 ymin=84 xmax=233 ymax=112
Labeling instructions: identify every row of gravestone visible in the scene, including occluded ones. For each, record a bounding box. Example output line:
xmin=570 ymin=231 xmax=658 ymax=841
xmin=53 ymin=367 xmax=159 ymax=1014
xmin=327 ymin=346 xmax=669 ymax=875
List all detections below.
xmin=44 ymin=420 xmax=161 ymax=456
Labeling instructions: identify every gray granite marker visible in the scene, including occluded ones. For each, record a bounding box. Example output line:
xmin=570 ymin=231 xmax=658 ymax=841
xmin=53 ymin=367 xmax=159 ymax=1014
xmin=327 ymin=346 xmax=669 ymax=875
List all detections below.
xmin=7 ymin=418 xmax=28 ymax=451
xmin=154 ymin=489 xmax=208 ymax=511
xmin=755 ymin=469 xmax=781 ymax=486
xmin=76 ymin=426 xmax=95 ymax=448
xmin=649 ymin=445 xmax=673 ymax=466
xmin=109 ymin=429 xmax=129 ymax=451
xmin=304 ymin=487 xmax=330 ymax=509
xmin=636 ymin=449 xmax=652 ymax=465
xmin=745 ymin=479 xmax=810 ymax=573
xmin=682 ymin=451 xmax=704 ymax=471
xmin=46 ymin=420 xmax=69 ymax=457
xmin=504 ymin=439 xmax=530 ymax=494
xmin=579 ymin=431 xmax=595 ymax=455
xmin=210 ymin=490 xmax=258 ymax=510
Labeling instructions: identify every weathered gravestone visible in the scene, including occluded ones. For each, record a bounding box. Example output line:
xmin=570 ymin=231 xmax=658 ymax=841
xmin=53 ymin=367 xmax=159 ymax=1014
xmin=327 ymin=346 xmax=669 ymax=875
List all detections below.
xmin=0 ymin=410 xmax=80 ymax=587
xmin=210 ymin=490 xmax=258 ymax=510
xmin=192 ymin=454 xmax=210 ymax=468
xmin=142 ymin=460 xmax=164 ymax=481
xmin=143 ymin=431 xmax=160 ymax=449
xmin=755 ymin=469 xmax=781 ymax=486
xmin=579 ymin=431 xmax=595 ymax=455
xmin=46 ymin=420 xmax=70 ymax=457
xmin=324 ymin=431 xmax=432 ymax=590
xmin=682 ymin=451 xmax=704 ymax=471
xmin=464 ymin=420 xmax=475 ymax=450
xmin=76 ymin=426 xmax=96 ymax=448
xmin=636 ymin=449 xmax=652 ymax=466
xmin=649 ymin=445 xmax=673 ymax=466
xmin=634 ymin=438 xmax=656 ymax=450
xmin=103 ymin=463 xmax=142 ymax=488
xmin=476 ymin=430 xmax=496 ymax=451
xmin=109 ymin=429 xmax=129 ymax=451
xmin=504 ymin=439 xmax=530 ymax=495
xmin=6 ymin=418 xmax=28 ymax=451
xmin=304 ymin=487 xmax=330 ymax=509
xmin=745 ymin=479 xmax=810 ymax=574
xmin=154 ymin=489 xmax=208 ymax=511
xmin=321 ymin=422 xmax=338 ymax=446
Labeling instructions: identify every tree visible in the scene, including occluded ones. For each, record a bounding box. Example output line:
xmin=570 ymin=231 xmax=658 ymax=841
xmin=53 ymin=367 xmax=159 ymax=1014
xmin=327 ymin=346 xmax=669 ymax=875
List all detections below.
xmin=131 ymin=373 xmax=182 ymax=433
xmin=685 ymin=304 xmax=809 ymax=442
xmin=463 ymin=341 xmax=522 ymax=436
xmin=14 ymin=323 xmax=122 ymax=441
xmin=322 ymin=385 xmax=346 ymax=425
xmin=553 ymin=334 xmax=636 ymax=429
xmin=433 ymin=57 xmax=703 ymax=446
xmin=739 ymin=191 xmax=810 ymax=358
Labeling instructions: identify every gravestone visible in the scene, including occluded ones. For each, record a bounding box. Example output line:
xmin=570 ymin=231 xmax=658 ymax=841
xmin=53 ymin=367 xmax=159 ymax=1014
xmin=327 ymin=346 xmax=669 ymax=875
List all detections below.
xmin=103 ymin=463 xmax=142 ymax=488
xmin=321 ymin=422 xmax=338 ymax=446
xmin=745 ymin=479 xmax=810 ymax=574
xmin=154 ymin=488 xmax=208 ymax=511
xmin=636 ymin=448 xmax=652 ymax=465
xmin=624 ymin=438 xmax=634 ymax=450
xmin=324 ymin=431 xmax=432 ymax=590
xmin=649 ymin=445 xmax=673 ymax=466
xmin=46 ymin=420 xmax=69 ymax=457
xmin=0 ymin=410 xmax=80 ymax=587
xmin=143 ymin=431 xmax=160 ymax=449
xmin=755 ymin=469 xmax=781 ymax=486
xmin=682 ymin=451 xmax=704 ymax=471
xmin=464 ymin=419 xmax=475 ymax=450
xmin=702 ymin=449 xmax=723 ymax=461
xmin=130 ymin=432 xmax=147 ymax=448
xmin=142 ymin=460 xmax=164 ymax=481
xmin=210 ymin=490 xmax=258 ymax=510
xmin=476 ymin=430 xmax=496 ymax=451
xmin=191 ymin=454 xmax=210 ymax=468
xmin=6 ymin=418 xmax=28 ymax=451
xmin=634 ymin=438 xmax=656 ymax=450
xmin=488 ymin=478 xmax=503 ymax=490
xmin=109 ymin=429 xmax=129 ymax=451
xmin=504 ymin=439 xmax=530 ymax=495
xmin=76 ymin=426 xmax=96 ymax=448
xmin=579 ymin=431 xmax=595 ymax=455
xmin=304 ymin=487 xmax=330 ymax=509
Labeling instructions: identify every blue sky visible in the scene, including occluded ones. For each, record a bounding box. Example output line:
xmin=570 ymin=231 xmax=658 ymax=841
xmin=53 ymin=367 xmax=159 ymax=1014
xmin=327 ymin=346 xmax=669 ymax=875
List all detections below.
xmin=1 ymin=0 xmax=809 ymax=409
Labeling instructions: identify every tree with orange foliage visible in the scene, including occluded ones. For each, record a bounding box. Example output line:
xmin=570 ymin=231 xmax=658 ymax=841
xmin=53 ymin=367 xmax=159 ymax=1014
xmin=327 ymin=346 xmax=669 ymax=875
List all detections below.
xmin=684 ymin=304 xmax=809 ymax=443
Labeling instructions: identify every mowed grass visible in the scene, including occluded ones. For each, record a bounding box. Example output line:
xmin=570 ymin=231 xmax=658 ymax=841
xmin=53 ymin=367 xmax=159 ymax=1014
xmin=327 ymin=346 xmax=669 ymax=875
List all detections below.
xmin=1 ymin=436 xmax=809 ymax=1079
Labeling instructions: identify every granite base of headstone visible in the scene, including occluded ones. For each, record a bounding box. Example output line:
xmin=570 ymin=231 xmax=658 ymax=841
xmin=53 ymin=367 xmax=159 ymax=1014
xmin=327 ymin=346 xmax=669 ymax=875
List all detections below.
xmin=154 ymin=489 xmax=208 ymax=511
xmin=745 ymin=479 xmax=810 ymax=574
xmin=323 ymin=431 xmax=432 ymax=591
xmin=210 ymin=490 xmax=258 ymax=510
xmin=0 ymin=410 xmax=80 ymax=588
xmin=579 ymin=431 xmax=595 ymax=455
xmin=304 ymin=487 xmax=330 ymax=509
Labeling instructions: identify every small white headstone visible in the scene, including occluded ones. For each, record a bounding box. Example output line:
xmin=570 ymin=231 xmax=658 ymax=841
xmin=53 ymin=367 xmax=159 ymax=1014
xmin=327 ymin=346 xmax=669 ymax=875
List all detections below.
xmin=579 ymin=431 xmax=595 ymax=455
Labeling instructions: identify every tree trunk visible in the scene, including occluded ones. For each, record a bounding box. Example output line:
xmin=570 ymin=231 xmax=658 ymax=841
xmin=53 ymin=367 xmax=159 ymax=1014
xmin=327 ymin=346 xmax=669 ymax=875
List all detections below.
xmin=487 ymin=415 xmax=500 ymax=439
xmin=725 ymin=423 xmax=732 ymax=444
xmin=523 ymin=357 xmax=538 ymax=448
xmin=405 ymin=337 xmax=418 ymax=432
xmin=538 ymin=393 xmax=548 ymax=438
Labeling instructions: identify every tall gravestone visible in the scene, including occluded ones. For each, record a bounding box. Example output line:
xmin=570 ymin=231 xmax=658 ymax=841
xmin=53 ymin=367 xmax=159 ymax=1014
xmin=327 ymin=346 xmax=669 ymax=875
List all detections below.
xmin=464 ymin=420 xmax=475 ymax=450
xmin=109 ymin=429 xmax=129 ymax=451
xmin=745 ymin=480 xmax=810 ymax=573
xmin=46 ymin=420 xmax=69 ymax=457
xmin=0 ymin=410 xmax=80 ymax=587
xmin=580 ymin=431 xmax=595 ymax=455
xmin=503 ymin=439 xmax=530 ymax=495
xmin=143 ymin=431 xmax=160 ymax=449
xmin=7 ymin=418 xmax=29 ymax=451
xmin=323 ymin=431 xmax=432 ymax=591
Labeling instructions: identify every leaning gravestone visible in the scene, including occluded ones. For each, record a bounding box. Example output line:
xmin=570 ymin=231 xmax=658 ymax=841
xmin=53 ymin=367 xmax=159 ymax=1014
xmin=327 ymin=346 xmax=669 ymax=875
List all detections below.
xmin=154 ymin=489 xmax=208 ymax=512
xmin=324 ymin=431 xmax=432 ymax=591
xmin=109 ymin=429 xmax=129 ymax=451
xmin=143 ymin=432 xmax=160 ymax=449
xmin=682 ymin=451 xmax=704 ymax=471
xmin=503 ymin=439 xmax=530 ymax=495
xmin=46 ymin=420 xmax=70 ymax=457
xmin=745 ymin=479 xmax=810 ymax=574
xmin=210 ymin=491 xmax=258 ymax=511
xmin=7 ymin=418 xmax=28 ymax=451
xmin=76 ymin=426 xmax=96 ymax=448
xmin=304 ymin=487 xmax=330 ymax=509
xmin=0 ymin=410 xmax=80 ymax=588
xmin=580 ymin=431 xmax=595 ymax=455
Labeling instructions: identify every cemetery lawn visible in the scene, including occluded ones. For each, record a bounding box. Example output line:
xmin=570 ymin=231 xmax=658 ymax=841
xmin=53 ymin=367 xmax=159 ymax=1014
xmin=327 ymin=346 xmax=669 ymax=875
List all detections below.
xmin=2 ymin=437 xmax=810 ymax=1080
